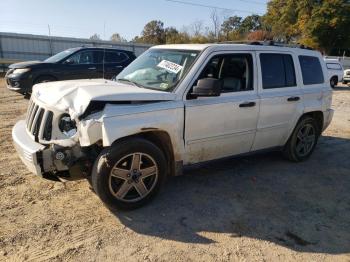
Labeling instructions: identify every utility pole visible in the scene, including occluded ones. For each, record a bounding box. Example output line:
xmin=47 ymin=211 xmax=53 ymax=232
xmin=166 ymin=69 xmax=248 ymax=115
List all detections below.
xmin=103 ymin=21 xmax=106 ymax=40
xmin=48 ymin=24 xmax=53 ymax=56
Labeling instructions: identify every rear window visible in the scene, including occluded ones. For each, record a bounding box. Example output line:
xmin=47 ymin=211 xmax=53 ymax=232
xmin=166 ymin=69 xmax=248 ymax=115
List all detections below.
xmin=299 ymin=56 xmax=324 ymax=85
xmin=105 ymin=51 xmax=128 ymax=63
xmin=260 ymin=53 xmax=296 ymax=89
xmin=326 ymin=63 xmax=342 ymax=70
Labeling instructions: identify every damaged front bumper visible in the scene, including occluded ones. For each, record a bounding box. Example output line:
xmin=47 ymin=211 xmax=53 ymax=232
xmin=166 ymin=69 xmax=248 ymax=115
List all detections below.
xmin=12 ymin=120 xmax=45 ymax=176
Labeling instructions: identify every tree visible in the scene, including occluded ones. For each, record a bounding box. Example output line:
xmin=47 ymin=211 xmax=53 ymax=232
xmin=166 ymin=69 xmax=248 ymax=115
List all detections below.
xmin=247 ymin=30 xmax=273 ymax=41
xmin=165 ymin=27 xmax=190 ymax=44
xmin=110 ymin=33 xmax=127 ymax=42
xmin=89 ymin=33 xmax=101 ymax=40
xmin=191 ymin=20 xmax=204 ymax=36
xmin=221 ymin=16 xmax=242 ymax=40
xmin=210 ymin=9 xmax=221 ymax=41
xmin=139 ymin=20 xmax=166 ymax=44
xmin=304 ymin=0 xmax=350 ymax=54
xmin=264 ymin=0 xmax=350 ymax=54
xmin=239 ymin=15 xmax=262 ymax=33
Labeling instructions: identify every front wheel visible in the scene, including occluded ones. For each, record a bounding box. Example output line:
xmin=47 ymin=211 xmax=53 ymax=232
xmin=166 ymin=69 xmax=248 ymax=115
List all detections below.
xmin=91 ymin=138 xmax=167 ymax=210
xmin=283 ymin=116 xmax=320 ymax=162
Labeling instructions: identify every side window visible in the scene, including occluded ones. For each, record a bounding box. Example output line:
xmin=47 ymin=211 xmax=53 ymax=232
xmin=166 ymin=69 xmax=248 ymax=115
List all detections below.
xmin=299 ymin=55 xmax=324 ymax=85
xmin=326 ymin=63 xmax=342 ymax=70
xmin=260 ymin=53 xmax=296 ymax=89
xmin=67 ymin=50 xmax=94 ymax=65
xmin=105 ymin=51 xmax=128 ymax=63
xmin=94 ymin=51 xmax=104 ymax=64
xmin=196 ymin=53 xmax=254 ymax=93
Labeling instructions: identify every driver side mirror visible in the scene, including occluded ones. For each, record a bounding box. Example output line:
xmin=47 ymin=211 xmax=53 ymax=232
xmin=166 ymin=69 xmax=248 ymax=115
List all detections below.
xmin=191 ymin=78 xmax=222 ymax=97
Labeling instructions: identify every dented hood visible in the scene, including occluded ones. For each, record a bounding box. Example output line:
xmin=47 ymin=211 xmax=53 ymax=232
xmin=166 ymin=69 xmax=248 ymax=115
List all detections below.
xmin=32 ymin=79 xmax=176 ymax=119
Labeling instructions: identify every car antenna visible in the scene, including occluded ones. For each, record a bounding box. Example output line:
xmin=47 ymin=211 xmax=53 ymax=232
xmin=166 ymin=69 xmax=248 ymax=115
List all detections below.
xmin=103 ymin=48 xmax=105 ymax=80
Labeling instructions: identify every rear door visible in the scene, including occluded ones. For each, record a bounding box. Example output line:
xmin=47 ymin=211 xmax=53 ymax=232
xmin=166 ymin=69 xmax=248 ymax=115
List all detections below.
xmin=60 ymin=49 xmax=103 ymax=80
xmin=252 ymin=52 xmax=303 ymax=151
xmin=103 ymin=50 xmax=130 ymax=79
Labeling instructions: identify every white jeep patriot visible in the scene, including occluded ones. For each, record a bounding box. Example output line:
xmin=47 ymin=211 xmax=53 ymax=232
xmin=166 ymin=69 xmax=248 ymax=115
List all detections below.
xmin=12 ymin=43 xmax=334 ymax=209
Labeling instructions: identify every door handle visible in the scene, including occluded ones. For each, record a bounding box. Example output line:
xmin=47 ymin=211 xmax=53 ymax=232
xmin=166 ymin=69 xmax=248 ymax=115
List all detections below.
xmin=287 ymin=96 xmax=300 ymax=102
xmin=88 ymin=67 xmax=96 ymax=70
xmin=239 ymin=101 xmax=256 ymax=108
xmin=115 ymin=65 xmax=123 ymax=68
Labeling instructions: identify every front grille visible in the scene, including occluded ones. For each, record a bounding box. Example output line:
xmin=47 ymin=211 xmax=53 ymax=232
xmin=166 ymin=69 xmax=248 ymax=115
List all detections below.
xmin=26 ymin=99 xmax=53 ymax=141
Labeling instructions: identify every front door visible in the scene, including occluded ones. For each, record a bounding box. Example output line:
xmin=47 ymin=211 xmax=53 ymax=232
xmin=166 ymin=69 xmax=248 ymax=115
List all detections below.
xmin=184 ymin=52 xmax=259 ymax=164
xmin=252 ymin=52 xmax=303 ymax=151
xmin=61 ymin=50 xmax=103 ymax=80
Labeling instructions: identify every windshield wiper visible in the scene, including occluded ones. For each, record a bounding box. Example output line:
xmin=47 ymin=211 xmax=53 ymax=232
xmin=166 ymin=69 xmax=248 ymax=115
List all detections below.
xmin=117 ymin=78 xmax=144 ymax=88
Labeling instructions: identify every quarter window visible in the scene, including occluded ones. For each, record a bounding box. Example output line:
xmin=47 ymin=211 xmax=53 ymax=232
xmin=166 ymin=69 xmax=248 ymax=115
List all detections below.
xmin=260 ymin=53 xmax=296 ymax=89
xmin=299 ymin=56 xmax=324 ymax=85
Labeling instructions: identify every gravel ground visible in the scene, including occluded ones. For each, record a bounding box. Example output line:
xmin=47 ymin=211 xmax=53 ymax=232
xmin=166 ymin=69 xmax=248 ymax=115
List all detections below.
xmin=0 ymin=78 xmax=350 ymax=261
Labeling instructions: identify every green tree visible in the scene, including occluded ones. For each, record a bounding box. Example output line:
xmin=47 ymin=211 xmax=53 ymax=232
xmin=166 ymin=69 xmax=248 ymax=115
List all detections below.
xmin=139 ymin=20 xmax=166 ymax=44
xmin=110 ymin=33 xmax=127 ymax=42
xmin=304 ymin=0 xmax=350 ymax=54
xmin=239 ymin=15 xmax=262 ymax=33
xmin=221 ymin=16 xmax=242 ymax=40
xmin=165 ymin=27 xmax=190 ymax=44
xmin=264 ymin=0 xmax=350 ymax=54
xmin=89 ymin=33 xmax=101 ymax=40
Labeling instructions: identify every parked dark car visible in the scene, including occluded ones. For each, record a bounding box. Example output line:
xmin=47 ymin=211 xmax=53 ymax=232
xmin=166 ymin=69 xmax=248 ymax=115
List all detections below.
xmin=5 ymin=47 xmax=136 ymax=95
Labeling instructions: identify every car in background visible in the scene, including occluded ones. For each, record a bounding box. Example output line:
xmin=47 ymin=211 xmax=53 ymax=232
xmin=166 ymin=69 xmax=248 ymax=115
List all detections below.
xmin=324 ymin=58 xmax=344 ymax=88
xmin=343 ymin=69 xmax=350 ymax=85
xmin=5 ymin=47 xmax=136 ymax=96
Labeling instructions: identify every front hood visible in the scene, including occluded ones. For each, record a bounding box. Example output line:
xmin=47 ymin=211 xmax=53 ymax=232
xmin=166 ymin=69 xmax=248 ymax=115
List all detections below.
xmin=9 ymin=60 xmax=43 ymax=69
xmin=32 ymin=79 xmax=176 ymax=119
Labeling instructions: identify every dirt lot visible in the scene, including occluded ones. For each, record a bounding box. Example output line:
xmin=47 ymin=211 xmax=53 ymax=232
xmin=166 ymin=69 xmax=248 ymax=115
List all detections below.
xmin=0 ymin=78 xmax=349 ymax=262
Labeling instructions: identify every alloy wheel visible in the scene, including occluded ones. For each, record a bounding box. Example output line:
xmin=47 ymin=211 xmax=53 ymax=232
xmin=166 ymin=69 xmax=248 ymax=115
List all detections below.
xmin=109 ymin=153 xmax=158 ymax=202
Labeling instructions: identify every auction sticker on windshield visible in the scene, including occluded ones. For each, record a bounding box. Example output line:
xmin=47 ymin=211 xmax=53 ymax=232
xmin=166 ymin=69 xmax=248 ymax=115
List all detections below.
xmin=157 ymin=60 xmax=183 ymax=74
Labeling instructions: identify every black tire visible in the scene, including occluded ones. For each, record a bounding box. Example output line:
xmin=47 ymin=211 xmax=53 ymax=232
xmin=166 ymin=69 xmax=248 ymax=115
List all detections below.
xmin=283 ymin=116 xmax=320 ymax=162
xmin=330 ymin=76 xmax=338 ymax=88
xmin=91 ymin=138 xmax=167 ymax=210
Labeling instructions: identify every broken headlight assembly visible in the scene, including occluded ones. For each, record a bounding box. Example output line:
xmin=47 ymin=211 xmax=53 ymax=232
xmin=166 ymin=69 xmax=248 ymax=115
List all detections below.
xmin=59 ymin=113 xmax=77 ymax=137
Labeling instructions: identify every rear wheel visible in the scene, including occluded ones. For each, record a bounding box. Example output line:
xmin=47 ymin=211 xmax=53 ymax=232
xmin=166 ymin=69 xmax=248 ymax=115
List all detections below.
xmin=91 ymin=138 xmax=167 ymax=210
xmin=330 ymin=76 xmax=338 ymax=88
xmin=283 ymin=116 xmax=320 ymax=162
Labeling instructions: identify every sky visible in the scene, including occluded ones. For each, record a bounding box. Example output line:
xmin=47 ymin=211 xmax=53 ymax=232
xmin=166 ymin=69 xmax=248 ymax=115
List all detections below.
xmin=0 ymin=0 xmax=268 ymax=41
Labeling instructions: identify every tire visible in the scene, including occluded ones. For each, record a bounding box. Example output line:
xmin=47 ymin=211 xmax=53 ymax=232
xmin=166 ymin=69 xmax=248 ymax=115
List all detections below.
xmin=283 ymin=116 xmax=320 ymax=162
xmin=91 ymin=138 xmax=167 ymax=210
xmin=330 ymin=76 xmax=338 ymax=88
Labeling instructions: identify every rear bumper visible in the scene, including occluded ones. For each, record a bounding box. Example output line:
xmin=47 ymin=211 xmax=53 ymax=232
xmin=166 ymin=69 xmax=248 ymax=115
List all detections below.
xmin=323 ymin=108 xmax=334 ymax=131
xmin=12 ymin=120 xmax=45 ymax=176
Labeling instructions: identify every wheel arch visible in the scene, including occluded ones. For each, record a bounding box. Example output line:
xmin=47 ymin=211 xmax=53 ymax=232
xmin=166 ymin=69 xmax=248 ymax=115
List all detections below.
xmin=33 ymin=74 xmax=58 ymax=84
xmin=110 ymin=130 xmax=177 ymax=177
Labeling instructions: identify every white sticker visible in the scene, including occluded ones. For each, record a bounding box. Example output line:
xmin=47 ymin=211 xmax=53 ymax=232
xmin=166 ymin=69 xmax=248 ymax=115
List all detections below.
xmin=157 ymin=60 xmax=183 ymax=74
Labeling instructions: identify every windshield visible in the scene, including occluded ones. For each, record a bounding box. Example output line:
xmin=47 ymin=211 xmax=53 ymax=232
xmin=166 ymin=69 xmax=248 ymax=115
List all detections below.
xmin=45 ymin=48 xmax=78 ymax=63
xmin=116 ymin=49 xmax=199 ymax=91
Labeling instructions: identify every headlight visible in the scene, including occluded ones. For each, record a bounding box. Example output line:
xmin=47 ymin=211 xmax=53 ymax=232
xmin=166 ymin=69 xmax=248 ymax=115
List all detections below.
xmin=12 ymin=68 xmax=31 ymax=75
xmin=59 ymin=114 xmax=77 ymax=137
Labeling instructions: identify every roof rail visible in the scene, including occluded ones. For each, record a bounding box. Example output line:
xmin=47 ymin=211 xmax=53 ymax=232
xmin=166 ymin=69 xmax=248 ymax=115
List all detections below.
xmin=216 ymin=40 xmax=314 ymax=50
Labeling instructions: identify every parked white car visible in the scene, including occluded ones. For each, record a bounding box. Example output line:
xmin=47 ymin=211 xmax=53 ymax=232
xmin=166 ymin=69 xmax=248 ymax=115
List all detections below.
xmin=12 ymin=43 xmax=334 ymax=209
xmin=343 ymin=69 xmax=350 ymax=85
xmin=324 ymin=58 xmax=344 ymax=88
